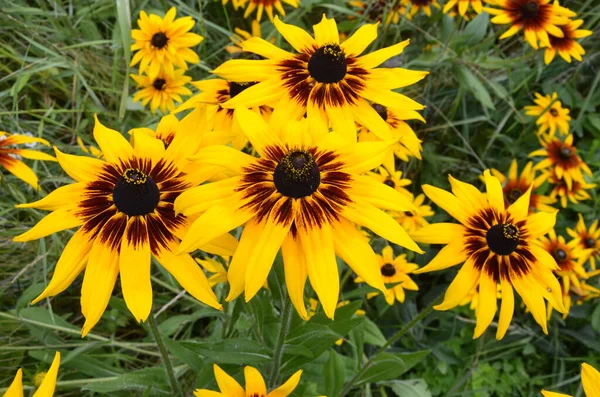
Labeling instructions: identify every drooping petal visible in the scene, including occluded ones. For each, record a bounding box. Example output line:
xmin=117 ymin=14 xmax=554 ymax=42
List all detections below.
xmin=1 ymin=157 xmax=40 ymax=189
xmin=434 ymin=256 xmax=480 ymax=310
xmin=496 ymin=279 xmax=514 ymax=340
xmin=32 ymin=351 xmax=60 ymax=397
xmin=282 ymin=235 xmax=309 ymax=320
xmin=422 ymin=184 xmax=470 ymax=225
xmin=581 ymin=363 xmax=600 ymax=397
xmin=473 ymin=272 xmax=498 ymax=338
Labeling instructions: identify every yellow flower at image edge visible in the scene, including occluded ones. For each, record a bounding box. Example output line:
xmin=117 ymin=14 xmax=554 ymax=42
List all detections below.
xmin=131 ymin=69 xmax=192 ymax=114
xmin=175 ymin=108 xmax=422 ymax=320
xmin=130 ymin=7 xmax=203 ymax=77
xmin=5 ymin=352 xmax=60 ymax=397
xmin=194 ymin=364 xmax=302 ymax=397
xmin=541 ymin=363 xmax=600 ymax=397
xmin=544 ymin=19 xmax=592 ymax=64
xmin=13 ymin=111 xmax=235 ymax=336
xmin=401 ymin=0 xmax=441 ymax=19
xmin=0 ymin=132 xmax=56 ymax=189
xmin=410 ymin=171 xmax=565 ymax=339
xmin=211 ymin=15 xmax=427 ymax=141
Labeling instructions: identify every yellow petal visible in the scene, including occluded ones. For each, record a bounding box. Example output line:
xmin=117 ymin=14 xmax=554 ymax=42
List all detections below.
xmin=582 ymin=363 xmax=600 ymax=397
xmin=341 ymin=23 xmax=378 ymax=57
xmin=234 ymin=106 xmax=282 ymax=157
xmin=200 ymin=233 xmax=238 ymax=257
xmin=16 ymin=183 xmax=85 ymax=211
xmin=422 ymin=184 xmax=470 ymax=225
xmin=54 ymin=146 xmax=105 ymax=182
xmin=32 ymin=352 xmax=60 ymax=397
xmin=448 ymin=174 xmax=487 ymax=212
xmin=1 ymin=157 xmax=40 ymax=189
xmin=540 ymin=391 xmax=571 ymax=397
xmin=213 ymin=364 xmax=245 ymax=397
xmin=13 ymin=149 xmax=56 ymax=162
xmin=434 ymin=256 xmax=480 ymax=310
xmin=131 ymin=130 xmax=165 ymax=164
xmin=313 ymin=14 xmax=339 ymax=46
xmin=273 ymin=16 xmax=317 ymax=53
xmin=358 ymin=39 xmax=410 ymax=69
xmin=244 ymin=366 xmax=268 ymax=397
xmin=414 ymin=241 xmax=469 ymax=274
xmin=282 ymin=235 xmax=309 ymax=319
xmin=511 ymin=272 xmax=548 ymax=334
xmin=483 ymin=170 xmax=505 ymax=213
xmin=226 ymin=219 xmax=262 ymax=302
xmin=223 ymin=79 xmax=283 ymax=109
xmin=473 ymin=272 xmax=497 ymax=338
xmin=241 ymin=37 xmax=292 ymax=59
xmin=4 ymin=369 xmax=24 ymax=397
xmin=507 ymin=184 xmax=532 ymax=220
xmin=174 ymin=176 xmax=244 ymax=216
xmin=93 ymin=115 xmax=134 ymax=163
xmin=350 ymin=175 xmax=417 ymax=212
xmin=496 ymin=279 xmax=514 ymax=339
xmin=525 ymin=211 xmax=557 ymax=238
xmin=409 ymin=223 xmax=465 ymax=245
xmin=268 ymin=370 xmax=303 ymax=397
xmin=13 ymin=208 xmax=82 ymax=242
xmin=188 ymin=145 xmax=254 ymax=174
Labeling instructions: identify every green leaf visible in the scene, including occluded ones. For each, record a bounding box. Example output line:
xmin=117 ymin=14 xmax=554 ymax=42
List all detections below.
xmin=182 ymin=338 xmax=272 ymax=364
xmin=591 ymin=303 xmax=600 ymax=332
xmin=362 ymin=318 xmax=387 ymax=347
xmin=454 ymin=65 xmax=495 ymax=110
xmin=164 ymin=338 xmax=205 ymax=372
xmin=355 ymin=350 xmax=431 ymax=385
xmin=464 ymin=12 xmax=489 ymax=45
xmin=325 ymin=350 xmax=346 ymax=397
xmin=82 ymin=368 xmax=170 ymax=394
xmin=388 ymin=379 xmax=432 ymax=397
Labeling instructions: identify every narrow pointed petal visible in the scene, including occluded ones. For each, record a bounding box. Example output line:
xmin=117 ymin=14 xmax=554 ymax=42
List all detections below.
xmin=213 ymin=364 xmax=245 ymax=397
xmin=282 ymin=235 xmax=309 ymax=319
xmin=496 ymin=280 xmax=514 ymax=340
xmin=4 ymin=369 xmax=24 ymax=397
xmin=434 ymin=256 xmax=480 ymax=310
xmin=93 ymin=115 xmax=134 ymax=163
xmin=32 ymin=351 xmax=60 ymax=397
xmin=244 ymin=367 xmax=268 ymax=397
xmin=473 ymin=273 xmax=498 ymax=338
xmin=13 ymin=209 xmax=82 ymax=242
xmin=268 ymin=370 xmax=303 ymax=397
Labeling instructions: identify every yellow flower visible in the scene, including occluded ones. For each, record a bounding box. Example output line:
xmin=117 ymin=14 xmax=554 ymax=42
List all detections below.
xmin=545 ymin=168 xmax=596 ymax=208
xmin=239 ymin=0 xmax=300 ymax=21
xmin=567 ymin=214 xmax=600 ymax=270
xmin=524 ymin=92 xmax=571 ymax=139
xmin=13 ymin=111 xmax=234 ymax=336
xmin=400 ymin=0 xmax=441 ymax=19
xmin=0 ymin=132 xmax=55 ymax=189
xmin=411 ymin=170 xmax=565 ymax=339
xmin=397 ymin=193 xmax=434 ymax=233
xmin=541 ymin=363 xmax=600 ymax=397
xmin=222 ymin=0 xmax=246 ymax=11
xmin=196 ymin=257 xmax=229 ymax=287
xmin=488 ymin=159 xmax=556 ymax=213
xmin=485 ymin=0 xmax=575 ymax=49
xmin=348 ymin=1 xmax=406 ymax=24
xmin=194 ymin=364 xmax=302 ymax=397
xmin=363 ymin=246 xmax=419 ymax=304
xmin=226 ymin=20 xmax=274 ymax=55
xmin=174 ymin=109 xmax=422 ymax=320
xmin=5 ymin=352 xmax=60 ymax=397
xmin=130 ymin=7 xmax=203 ymax=77
xmin=367 ymin=166 xmax=412 ymax=196
xmin=76 ymin=137 xmax=103 ymax=159
xmin=544 ymin=19 xmax=592 ymax=64
xmin=443 ymin=0 xmax=483 ymax=16
xmin=530 ymin=134 xmax=592 ymax=191
xmin=131 ymin=69 xmax=192 ymax=114
xmin=211 ymin=15 xmax=427 ymax=142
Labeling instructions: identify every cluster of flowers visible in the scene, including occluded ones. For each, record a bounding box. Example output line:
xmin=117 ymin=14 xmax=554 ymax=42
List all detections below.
xmin=2 ymin=4 xmax=598 ymax=396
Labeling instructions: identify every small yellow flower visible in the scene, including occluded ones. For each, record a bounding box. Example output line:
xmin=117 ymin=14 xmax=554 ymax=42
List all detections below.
xmin=0 ymin=131 xmax=55 ymax=190
xmin=541 ymin=363 xmax=600 ymax=397
xmin=544 ymin=19 xmax=592 ymax=64
xmin=131 ymin=69 xmax=192 ymax=114
xmin=5 ymin=352 xmax=60 ymax=397
xmin=239 ymin=0 xmax=300 ymax=21
xmin=401 ymin=0 xmax=441 ymax=19
xmin=130 ymin=7 xmax=203 ymax=77
xmin=524 ymin=92 xmax=571 ymax=139
xmin=567 ymin=214 xmax=600 ymax=270
xmin=545 ymin=168 xmax=596 ymax=208
xmin=367 ymin=167 xmax=412 ymax=196
xmin=397 ymin=193 xmax=434 ymax=233
xmin=442 ymin=0 xmax=483 ymax=17
xmin=348 ymin=1 xmax=406 ymax=24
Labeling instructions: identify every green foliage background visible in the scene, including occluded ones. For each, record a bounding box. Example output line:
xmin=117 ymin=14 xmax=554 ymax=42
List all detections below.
xmin=0 ymin=0 xmax=599 ymax=395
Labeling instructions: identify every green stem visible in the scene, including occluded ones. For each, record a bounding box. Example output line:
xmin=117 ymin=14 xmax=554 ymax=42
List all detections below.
xmin=339 ymin=294 xmax=443 ymax=397
xmin=147 ymin=315 xmax=183 ymax=397
xmin=269 ymin=294 xmax=293 ymax=388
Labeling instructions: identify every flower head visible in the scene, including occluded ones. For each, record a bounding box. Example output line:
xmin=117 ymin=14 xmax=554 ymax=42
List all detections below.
xmin=524 ymin=92 xmax=571 ymax=139
xmin=240 ymin=0 xmax=300 ymax=21
xmin=567 ymin=214 xmax=600 ymax=270
xmin=211 ymin=15 xmax=427 ymax=142
xmin=396 ymin=193 xmax=434 ymax=233
xmin=131 ymin=69 xmax=192 ymax=114
xmin=544 ymin=19 xmax=592 ymax=64
xmin=349 ymin=0 xmax=406 ymax=24
xmin=411 ymin=171 xmax=565 ymax=339
xmin=0 ymin=131 xmax=55 ymax=189
xmin=5 ymin=352 xmax=60 ymax=397
xmin=401 ymin=0 xmax=442 ymax=19
xmin=130 ymin=7 xmax=203 ymax=77
xmin=366 ymin=246 xmax=419 ymax=304
xmin=545 ymin=168 xmax=596 ymax=208
xmin=14 ymin=111 xmax=233 ymax=336
xmin=443 ymin=0 xmax=483 ymax=16
xmin=174 ymin=108 xmax=422 ymax=319
xmin=194 ymin=364 xmax=302 ymax=397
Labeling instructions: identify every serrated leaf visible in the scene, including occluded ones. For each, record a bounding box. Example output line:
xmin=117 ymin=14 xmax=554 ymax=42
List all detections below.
xmin=355 ymin=350 xmax=431 ymax=385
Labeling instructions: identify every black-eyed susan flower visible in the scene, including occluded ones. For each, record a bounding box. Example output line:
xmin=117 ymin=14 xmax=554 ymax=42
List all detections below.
xmin=175 ymin=108 xmax=422 ymax=319
xmin=488 ymin=160 xmax=556 ymax=213
xmin=538 ymin=229 xmax=586 ymax=318
xmin=542 ymin=363 xmax=600 ymax=397
xmin=13 ymin=112 xmax=235 ymax=336
xmin=222 ymin=0 xmax=245 ymax=11
xmin=240 ymin=0 xmax=300 ymax=21
xmin=349 ymin=0 xmax=405 ymax=24
xmin=485 ymin=0 xmax=575 ymax=49
xmin=130 ymin=7 xmax=203 ymax=77
xmin=0 ymin=132 xmax=55 ymax=189
xmin=544 ymin=19 xmax=592 ymax=64
xmin=5 ymin=352 xmax=60 ymax=397
xmin=367 ymin=166 xmax=412 ymax=196
xmin=530 ymin=134 xmax=592 ymax=191
xmin=194 ymin=364 xmax=302 ymax=397
xmin=211 ymin=16 xmax=427 ymax=141
xmin=397 ymin=193 xmax=434 ymax=233
xmin=196 ymin=257 xmax=228 ymax=287
xmin=362 ymin=246 xmax=419 ymax=304
xmin=443 ymin=0 xmax=482 ymax=16
xmin=175 ymin=78 xmax=271 ymax=149
xmin=524 ymin=92 xmax=571 ymax=139
xmin=546 ymin=168 xmax=596 ymax=208
xmin=410 ymin=171 xmax=565 ymax=339
xmin=567 ymin=214 xmax=600 ymax=270
xmin=131 ymin=69 xmax=192 ymax=114
xmin=401 ymin=0 xmax=441 ymax=19
xmin=226 ymin=20 xmax=273 ymax=55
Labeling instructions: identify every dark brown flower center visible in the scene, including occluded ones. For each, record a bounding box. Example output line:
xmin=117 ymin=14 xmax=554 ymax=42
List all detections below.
xmin=229 ymin=81 xmax=257 ymax=98
xmin=308 ymin=44 xmax=347 ymax=83
xmin=372 ymin=103 xmax=388 ymax=121
xmin=553 ymin=248 xmax=567 ymax=262
xmin=273 ymin=150 xmax=321 ymax=198
xmin=113 ymin=168 xmax=160 ymax=216
xmin=486 ymin=223 xmax=520 ymax=255
xmin=384 ymin=179 xmax=395 ymax=188
xmin=153 ymin=78 xmax=167 ymax=91
xmin=585 ymin=237 xmax=596 ymax=248
xmin=151 ymin=32 xmax=169 ymax=49
xmin=381 ymin=263 xmax=396 ymax=277
xmin=550 ymin=108 xmax=559 ymax=117
xmin=559 ymin=146 xmax=573 ymax=159
xmin=507 ymin=188 xmax=522 ymax=203
xmin=521 ymin=0 xmax=540 ymax=19
xmin=404 ymin=211 xmax=414 ymax=217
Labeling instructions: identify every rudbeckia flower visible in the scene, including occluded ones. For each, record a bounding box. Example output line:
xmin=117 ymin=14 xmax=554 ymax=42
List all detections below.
xmin=222 ymin=0 xmax=245 ymax=11
xmin=5 ymin=352 xmax=60 ymax=397
xmin=174 ymin=108 xmax=422 ymax=319
xmin=410 ymin=171 xmax=565 ymax=339
xmin=400 ymin=0 xmax=442 ymax=19
xmin=485 ymin=0 xmax=575 ymax=49
xmin=194 ymin=364 xmax=302 ymax=397
xmin=545 ymin=169 xmax=596 ymax=208
xmin=348 ymin=1 xmax=405 ymax=24
xmin=524 ymin=92 xmax=571 ymax=139
xmin=367 ymin=166 xmax=412 ymax=196
xmin=396 ymin=193 xmax=434 ymax=233
xmin=442 ymin=0 xmax=483 ymax=16
xmin=0 ymin=132 xmax=55 ymax=189
xmin=567 ymin=214 xmax=600 ymax=270
xmin=130 ymin=7 xmax=203 ymax=77
xmin=131 ymin=69 xmax=192 ymax=114
xmin=544 ymin=19 xmax=592 ymax=64
xmin=488 ymin=160 xmax=556 ymax=213
xmin=13 ymin=111 xmax=234 ymax=336
xmin=530 ymin=134 xmax=592 ymax=190
xmin=211 ymin=15 xmax=427 ymax=141
xmin=226 ymin=20 xmax=273 ymax=55
xmin=542 ymin=363 xmax=600 ymax=397
xmin=239 ymin=0 xmax=300 ymax=21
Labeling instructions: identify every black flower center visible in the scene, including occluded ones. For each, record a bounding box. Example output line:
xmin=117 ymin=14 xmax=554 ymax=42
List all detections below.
xmin=522 ymin=0 xmax=539 ymax=19
xmin=273 ymin=150 xmax=321 ymax=198
xmin=507 ymin=188 xmax=522 ymax=203
xmin=381 ymin=263 xmax=397 ymax=277
xmin=113 ymin=168 xmax=160 ymax=216
xmin=229 ymin=81 xmax=257 ymax=98
xmin=559 ymin=146 xmax=573 ymax=159
xmin=550 ymin=108 xmax=559 ymax=117
xmin=486 ymin=223 xmax=520 ymax=255
xmin=372 ymin=103 xmax=388 ymax=121
xmin=585 ymin=237 xmax=596 ymax=248
xmin=153 ymin=78 xmax=167 ymax=91
xmin=384 ymin=179 xmax=395 ymax=188
xmin=308 ymin=44 xmax=347 ymax=84
xmin=404 ymin=211 xmax=414 ymax=217
xmin=151 ymin=32 xmax=169 ymax=49
xmin=553 ymin=248 xmax=567 ymax=262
